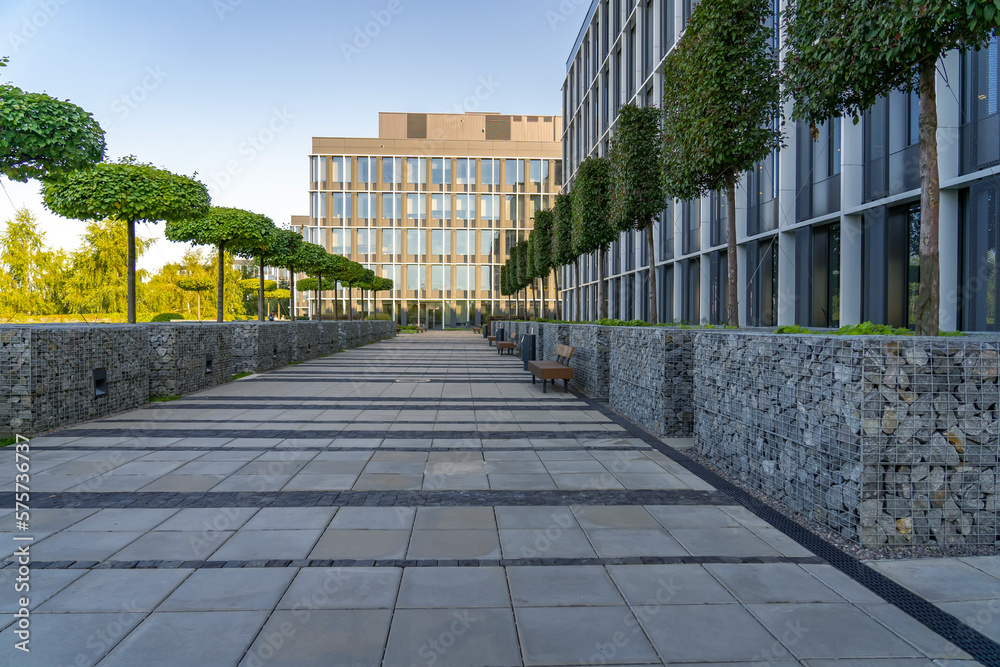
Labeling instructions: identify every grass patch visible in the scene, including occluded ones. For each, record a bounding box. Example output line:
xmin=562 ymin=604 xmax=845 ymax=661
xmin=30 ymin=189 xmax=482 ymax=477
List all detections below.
xmin=149 ymin=396 xmax=182 ymax=403
xmin=232 ymin=372 xmax=253 ymax=380
xmin=288 ymin=361 xmax=304 ymax=366
xmin=0 ymin=436 xmax=19 ymax=448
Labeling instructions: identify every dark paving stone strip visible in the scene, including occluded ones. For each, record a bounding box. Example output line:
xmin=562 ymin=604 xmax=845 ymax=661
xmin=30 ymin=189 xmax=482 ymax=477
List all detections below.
xmin=95 ymin=418 xmax=607 ymax=425
xmin=8 ymin=555 xmax=827 ymax=571
xmin=568 ymin=391 xmax=1000 ymax=667
xmin=4 ymin=489 xmax=731 ymax=509
xmin=28 ymin=445 xmax=643 ymax=453
xmin=131 ymin=403 xmax=588 ymax=411
xmin=241 ymin=378 xmax=532 ymax=384
xmin=49 ymin=428 xmax=619 ymax=440
xmin=183 ymin=396 xmax=585 ymax=403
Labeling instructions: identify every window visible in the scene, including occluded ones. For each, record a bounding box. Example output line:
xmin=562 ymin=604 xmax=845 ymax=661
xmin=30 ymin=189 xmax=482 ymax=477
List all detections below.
xmin=382 ymin=193 xmax=401 ymax=219
xmin=431 ymin=229 xmax=450 ymax=255
xmin=662 ymin=0 xmax=675 ymax=56
xmin=406 ymin=194 xmax=426 ymax=219
xmin=682 ymin=200 xmax=700 ymax=254
xmin=381 ymin=264 xmax=401 ymax=286
xmin=481 ymin=265 xmax=494 ymax=292
xmin=406 ymin=229 xmax=426 ymax=256
xmin=530 ymin=160 xmax=542 ymax=184
xmin=456 ymin=265 xmax=475 ymax=291
xmin=627 ymin=25 xmax=636 ymax=99
xmin=811 ymin=223 xmax=841 ymax=328
xmin=481 ymin=159 xmax=500 ymax=185
xmin=614 ymin=48 xmax=622 ymax=111
xmin=481 ymin=230 xmax=500 ymax=257
xmin=456 ymin=194 xmax=475 ymax=221
xmin=431 ymin=194 xmax=451 ymax=220
xmin=431 ymin=158 xmax=451 ymax=185
xmin=455 ymin=230 xmax=473 ymax=256
xmin=311 ymin=157 xmax=326 ymax=186
xmin=406 ymin=264 xmax=425 ymax=290
xmin=356 ymin=229 xmax=374 ymax=254
xmin=710 ymin=190 xmax=727 ymax=247
xmin=330 ymin=156 xmax=351 ymax=182
xmin=829 ymin=118 xmax=842 ymax=176
xmin=357 ymin=193 xmax=375 ymax=220
xmin=407 ymin=157 xmax=426 ymax=184
xmin=331 ymin=229 xmax=351 ymax=255
xmin=505 ymin=159 xmax=524 ymax=185
xmin=311 ymin=192 xmax=327 ymax=220
xmin=431 ymin=265 xmax=450 ymax=290
xmin=554 ymin=161 xmax=563 ymax=186
xmin=382 ymin=157 xmax=401 ymax=184
xmin=643 ymin=1 xmax=653 ymax=76
xmin=381 ymin=229 xmax=401 ymax=255
xmin=506 ymin=195 xmax=525 ymax=224
xmin=481 ymin=195 xmax=500 ymax=220
xmin=658 ymin=202 xmax=674 ymax=261
xmin=456 ymin=158 xmax=475 ymax=185
xmin=357 ymin=157 xmax=373 ymax=183
xmin=332 ymin=193 xmax=351 ymax=220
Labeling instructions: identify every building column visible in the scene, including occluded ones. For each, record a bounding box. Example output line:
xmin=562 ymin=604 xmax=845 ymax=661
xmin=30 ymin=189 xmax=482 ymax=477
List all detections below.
xmin=840 ymin=107 xmax=865 ymax=326
xmin=777 ymin=80 xmax=798 ymax=327
xmin=937 ymin=50 xmax=962 ymax=332
xmin=735 ymin=175 xmax=749 ymax=326
xmin=777 ymin=231 xmax=797 ymax=326
xmin=672 ymin=202 xmax=684 ymax=322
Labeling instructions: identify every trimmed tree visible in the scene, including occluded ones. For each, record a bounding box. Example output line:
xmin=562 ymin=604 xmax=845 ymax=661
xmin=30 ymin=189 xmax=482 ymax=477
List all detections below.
xmin=176 ymin=275 xmax=213 ymax=321
xmin=310 ymin=253 xmax=350 ymax=321
xmin=369 ymin=276 xmax=394 ymax=320
xmin=610 ymin=104 xmax=668 ymax=325
xmin=571 ymin=157 xmax=615 ymax=320
xmin=233 ymin=218 xmax=279 ymax=323
xmin=295 ymin=277 xmax=320 ymax=318
xmin=553 ymin=193 xmax=576 ymax=320
xmin=533 ymin=209 xmax=555 ymax=320
xmin=661 ymin=0 xmax=783 ymax=327
xmin=286 ymin=242 xmax=327 ymax=321
xmin=515 ymin=240 xmax=529 ymax=319
xmin=783 ymin=0 xmax=998 ymax=335
xmin=0 ymin=83 xmax=106 ymax=182
xmin=43 ymin=157 xmax=210 ymax=323
xmin=165 ymin=206 xmax=274 ymax=323
xmin=339 ymin=260 xmax=367 ymax=321
xmin=262 ymin=229 xmax=303 ymax=321
xmin=500 ymin=263 xmax=511 ymax=318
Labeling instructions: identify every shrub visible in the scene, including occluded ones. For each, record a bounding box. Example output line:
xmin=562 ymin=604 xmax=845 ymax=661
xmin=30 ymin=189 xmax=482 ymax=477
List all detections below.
xmin=150 ymin=312 xmax=184 ymax=322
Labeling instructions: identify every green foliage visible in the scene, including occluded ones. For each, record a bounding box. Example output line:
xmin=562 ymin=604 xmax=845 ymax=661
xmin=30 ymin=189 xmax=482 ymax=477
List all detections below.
xmin=836 ymin=322 xmax=913 ymax=336
xmin=263 ymin=229 xmax=303 ymax=271
xmin=0 ymin=84 xmax=106 ymax=182
xmin=232 ymin=372 xmax=253 ymax=380
xmin=775 ymin=324 xmax=818 ymax=334
xmin=43 ymin=156 xmax=209 ymax=225
xmin=296 ymin=277 xmax=319 ymax=292
xmin=571 ymin=157 xmax=615 ymax=255
xmin=150 ymin=313 xmax=184 ymax=322
xmin=149 ymin=395 xmax=182 ymax=401
xmin=533 ymin=209 xmax=555 ymax=278
xmin=165 ymin=206 xmax=272 ymax=254
xmin=265 ymin=288 xmax=291 ymax=300
xmin=239 ymin=278 xmax=278 ymax=293
xmin=661 ymin=0 xmax=783 ymax=201
xmin=286 ymin=241 xmax=326 ymax=275
xmin=499 ymin=264 xmax=510 ymax=297
xmin=515 ymin=240 xmax=529 ymax=288
xmin=553 ymin=193 xmax=576 ymax=267
xmin=0 ymin=207 xmax=68 ymax=316
xmin=610 ymin=105 xmax=666 ymax=232
xmin=784 ymin=0 xmax=998 ymax=124
xmin=65 ymin=218 xmax=153 ymax=315
xmin=176 ymin=276 xmax=213 ymax=292
xmin=0 ymin=436 xmax=18 ymax=448
xmin=596 ymin=318 xmax=651 ymax=327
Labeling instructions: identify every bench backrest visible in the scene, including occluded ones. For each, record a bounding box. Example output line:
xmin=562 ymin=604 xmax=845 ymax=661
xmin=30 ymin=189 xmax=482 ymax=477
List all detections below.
xmin=555 ymin=344 xmax=575 ymax=364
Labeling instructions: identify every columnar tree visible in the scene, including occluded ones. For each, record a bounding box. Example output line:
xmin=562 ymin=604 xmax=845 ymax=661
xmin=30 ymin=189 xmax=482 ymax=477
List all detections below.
xmin=0 ymin=83 xmax=106 ymax=182
xmin=500 ymin=264 xmax=512 ymax=318
xmin=515 ymin=240 xmax=530 ymax=319
xmin=533 ymin=210 xmax=555 ymax=320
xmin=611 ymin=104 xmax=668 ymax=325
xmin=784 ymin=0 xmax=998 ymax=335
xmin=571 ymin=157 xmax=615 ymax=320
xmin=165 ymin=206 xmax=274 ymax=323
xmin=661 ymin=0 xmax=783 ymax=327
xmin=43 ymin=157 xmax=211 ymax=323
xmin=553 ymin=193 xmax=576 ymax=320
xmin=286 ymin=242 xmax=327 ymax=321
xmin=176 ymin=276 xmax=213 ymax=321
xmin=262 ymin=229 xmax=303 ymax=321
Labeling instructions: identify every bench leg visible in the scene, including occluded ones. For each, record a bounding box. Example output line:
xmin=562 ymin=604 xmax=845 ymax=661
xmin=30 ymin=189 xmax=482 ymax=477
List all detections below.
xmin=543 ymin=379 xmax=547 ymax=393
xmin=563 ymin=380 xmax=569 ymax=392
xmin=531 ymin=375 xmax=535 ymax=384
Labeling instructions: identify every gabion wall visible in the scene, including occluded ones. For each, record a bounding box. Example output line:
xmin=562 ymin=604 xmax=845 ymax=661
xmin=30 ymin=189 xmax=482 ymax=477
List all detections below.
xmin=0 ymin=321 xmax=396 ymax=436
xmin=695 ymin=332 xmax=1000 ymax=547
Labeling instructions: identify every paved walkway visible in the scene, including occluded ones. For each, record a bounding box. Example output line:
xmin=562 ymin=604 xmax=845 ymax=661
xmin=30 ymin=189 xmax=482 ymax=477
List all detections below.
xmin=0 ymin=330 xmax=988 ymax=665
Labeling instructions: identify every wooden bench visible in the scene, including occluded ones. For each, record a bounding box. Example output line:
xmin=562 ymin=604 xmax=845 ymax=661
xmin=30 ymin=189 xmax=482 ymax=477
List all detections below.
xmin=416 ymin=325 xmax=427 ymax=333
xmin=496 ymin=333 xmax=520 ymax=355
xmin=487 ymin=328 xmax=502 ymax=346
xmin=473 ymin=326 xmax=482 ymax=335
xmin=527 ymin=344 xmax=575 ymax=393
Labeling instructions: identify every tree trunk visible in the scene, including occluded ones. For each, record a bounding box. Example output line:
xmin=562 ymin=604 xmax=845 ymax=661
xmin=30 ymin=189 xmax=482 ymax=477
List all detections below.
xmin=127 ymin=219 xmax=136 ymax=324
xmin=258 ymin=256 xmax=266 ymax=322
xmin=318 ymin=276 xmax=323 ymax=322
xmin=541 ymin=275 xmax=547 ymax=320
xmin=348 ymin=286 xmax=353 ymax=321
xmin=196 ymin=293 xmax=201 ymax=322
xmin=554 ymin=269 xmax=562 ymax=321
xmin=289 ymin=271 xmax=296 ymax=323
xmin=598 ymin=248 xmax=607 ymax=320
xmin=914 ymin=57 xmax=940 ymax=336
xmin=576 ymin=260 xmax=584 ymax=321
xmin=216 ymin=241 xmax=225 ymax=323
xmin=645 ymin=222 xmax=658 ymax=325
xmin=726 ymin=175 xmax=740 ymax=328
xmin=334 ymin=283 xmax=339 ymax=321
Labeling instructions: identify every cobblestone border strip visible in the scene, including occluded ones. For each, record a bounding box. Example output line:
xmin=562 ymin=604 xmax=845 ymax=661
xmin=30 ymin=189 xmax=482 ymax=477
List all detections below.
xmin=4 ymin=489 xmax=732 ymax=509
xmin=90 ymin=418 xmax=611 ymax=425
xmin=179 ymin=397 xmax=587 ymax=403
xmin=568 ymin=391 xmax=1000 ymax=667
xmin=129 ymin=403 xmax=590 ymax=411
xmin=5 ymin=555 xmax=827 ymax=571
xmin=240 ymin=378 xmax=533 ymax=384
xmin=27 ymin=445 xmax=646 ymax=453
xmin=48 ymin=429 xmax=623 ymax=440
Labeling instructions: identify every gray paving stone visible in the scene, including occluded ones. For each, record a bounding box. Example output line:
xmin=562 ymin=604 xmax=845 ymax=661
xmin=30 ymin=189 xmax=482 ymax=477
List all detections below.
xmin=585 ymin=527 xmax=688 ymax=558
xmin=799 ymin=564 xmax=884 ymax=604
xmin=242 ymin=609 xmax=393 ymax=666
xmin=608 ymin=564 xmax=737 ymax=605
xmin=0 ymin=568 xmax=86 ymax=613
xmin=706 ymin=563 xmax=845 ymax=603
xmin=100 ymin=610 xmax=268 ymax=667
xmin=0 ymin=508 xmax=96 ymax=532
xmin=495 ymin=506 xmax=579 ymax=530
xmin=65 ymin=508 xmax=178 ymax=532
xmin=278 ymin=567 xmax=402 ymax=609
xmin=310 ymin=529 xmax=410 ymax=560
xmin=515 ymin=605 xmax=659 ymax=666
xmin=869 ymin=559 xmax=1000 ymax=602
xmin=159 ymin=568 xmax=295 ymax=611
xmin=112 ymin=529 xmax=233 ymax=562
xmin=37 ymin=569 xmax=193 ymax=612
xmin=383 ymin=608 xmax=520 ymax=667
xmin=396 ymin=567 xmax=509 ymax=608
xmin=282 ymin=473 xmax=358 ymax=490
xmin=211 ymin=529 xmax=322 ymax=561
xmin=573 ymin=505 xmax=661 ymax=529
xmin=414 ymin=507 xmax=496 ymax=530
xmin=509 ymin=565 xmax=624 ymax=606
xmin=859 ymin=603 xmax=973 ymax=660
xmin=353 ymin=472 xmax=423 ymax=490
xmin=406 ymin=529 xmax=501 ymax=559
xmin=242 ymin=507 xmax=337 ymax=531
xmin=139 ymin=474 xmax=226 ymax=492
xmin=488 ymin=473 xmax=558 ymax=490
xmin=500 ymin=527 xmax=598 ymax=559
xmin=668 ymin=526 xmax=782 ymax=557
xmin=154 ymin=507 xmax=258 ymax=532
xmin=644 ymin=504 xmax=743 ymax=528
xmin=328 ymin=507 xmax=414 ymax=530
xmin=33 ymin=531 xmax=145 ymax=562
xmin=0 ymin=612 xmax=143 ymax=666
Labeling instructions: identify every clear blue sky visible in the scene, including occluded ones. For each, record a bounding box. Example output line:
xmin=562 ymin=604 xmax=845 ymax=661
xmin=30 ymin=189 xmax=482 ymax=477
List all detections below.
xmin=0 ymin=0 xmax=584 ymax=271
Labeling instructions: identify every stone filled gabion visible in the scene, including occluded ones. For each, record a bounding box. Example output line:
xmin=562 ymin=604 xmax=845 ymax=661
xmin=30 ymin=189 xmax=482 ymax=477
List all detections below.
xmin=695 ymin=332 xmax=1000 ymax=548
xmin=0 ymin=321 xmax=395 ymax=437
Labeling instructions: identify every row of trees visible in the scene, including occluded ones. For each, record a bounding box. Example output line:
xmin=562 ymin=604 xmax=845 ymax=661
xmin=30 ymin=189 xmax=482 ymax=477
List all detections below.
xmin=1 ymin=58 xmax=392 ymax=324
xmin=501 ymin=0 xmax=996 ymax=335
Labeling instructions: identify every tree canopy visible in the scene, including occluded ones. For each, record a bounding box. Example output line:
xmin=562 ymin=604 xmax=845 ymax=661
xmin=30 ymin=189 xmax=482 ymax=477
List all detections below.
xmin=0 ymin=84 xmax=106 ymax=182
xmin=571 ymin=157 xmax=614 ymax=256
xmin=533 ymin=209 xmax=555 ymax=280
xmin=553 ymin=192 xmax=576 ymax=267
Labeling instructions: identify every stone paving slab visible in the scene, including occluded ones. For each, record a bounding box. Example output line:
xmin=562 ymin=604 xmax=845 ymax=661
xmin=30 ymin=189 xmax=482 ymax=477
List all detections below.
xmin=0 ymin=331 xmax=993 ymax=665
